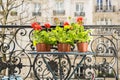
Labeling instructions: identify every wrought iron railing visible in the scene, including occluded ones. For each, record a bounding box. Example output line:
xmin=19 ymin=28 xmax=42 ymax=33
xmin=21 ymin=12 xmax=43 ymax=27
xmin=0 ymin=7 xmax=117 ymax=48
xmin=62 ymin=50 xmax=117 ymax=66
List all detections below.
xmin=95 ymin=5 xmax=116 ymax=12
xmin=74 ymin=12 xmax=85 ymax=17
xmin=0 ymin=25 xmax=119 ymax=80
xmin=53 ymin=10 xmax=65 ymax=16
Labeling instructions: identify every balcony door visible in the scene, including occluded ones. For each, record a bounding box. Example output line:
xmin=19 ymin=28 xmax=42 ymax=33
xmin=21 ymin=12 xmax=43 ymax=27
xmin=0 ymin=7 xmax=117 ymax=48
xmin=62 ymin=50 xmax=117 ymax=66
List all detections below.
xmin=76 ymin=3 xmax=84 ymax=13
xmin=97 ymin=0 xmax=103 ymax=10
xmin=106 ymin=0 xmax=112 ymax=10
xmin=75 ymin=3 xmax=85 ymax=16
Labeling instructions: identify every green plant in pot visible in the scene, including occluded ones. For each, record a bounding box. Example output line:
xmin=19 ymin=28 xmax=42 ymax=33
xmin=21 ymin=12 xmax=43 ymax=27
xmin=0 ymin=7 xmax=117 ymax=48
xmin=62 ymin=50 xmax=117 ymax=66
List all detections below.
xmin=31 ymin=22 xmax=57 ymax=52
xmin=53 ymin=23 xmax=76 ymax=52
xmin=73 ymin=17 xmax=92 ymax=52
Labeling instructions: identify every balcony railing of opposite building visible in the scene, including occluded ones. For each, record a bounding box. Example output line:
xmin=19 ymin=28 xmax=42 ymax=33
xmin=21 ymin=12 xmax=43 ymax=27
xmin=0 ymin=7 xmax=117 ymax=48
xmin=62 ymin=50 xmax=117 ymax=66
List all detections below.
xmin=104 ymin=5 xmax=115 ymax=12
xmin=53 ymin=10 xmax=65 ymax=16
xmin=74 ymin=12 xmax=85 ymax=16
xmin=0 ymin=25 xmax=119 ymax=80
xmin=95 ymin=5 xmax=115 ymax=12
xmin=32 ymin=12 xmax=41 ymax=16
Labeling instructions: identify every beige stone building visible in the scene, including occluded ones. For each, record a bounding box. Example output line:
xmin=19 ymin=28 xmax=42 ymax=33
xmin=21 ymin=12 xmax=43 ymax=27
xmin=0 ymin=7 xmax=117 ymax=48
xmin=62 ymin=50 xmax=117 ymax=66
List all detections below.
xmin=1 ymin=0 xmax=120 ymax=25
xmin=2 ymin=0 xmax=93 ymax=25
xmin=93 ymin=0 xmax=120 ymax=25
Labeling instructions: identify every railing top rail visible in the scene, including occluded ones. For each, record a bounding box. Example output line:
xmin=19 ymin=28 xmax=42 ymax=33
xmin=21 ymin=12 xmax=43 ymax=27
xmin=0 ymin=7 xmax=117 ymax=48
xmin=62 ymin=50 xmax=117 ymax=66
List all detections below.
xmin=0 ymin=25 xmax=120 ymax=28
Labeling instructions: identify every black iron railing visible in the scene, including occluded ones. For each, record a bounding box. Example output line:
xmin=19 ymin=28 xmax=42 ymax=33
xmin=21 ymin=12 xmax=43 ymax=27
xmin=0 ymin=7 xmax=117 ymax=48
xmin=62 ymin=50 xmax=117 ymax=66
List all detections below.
xmin=0 ymin=25 xmax=119 ymax=80
xmin=95 ymin=5 xmax=116 ymax=12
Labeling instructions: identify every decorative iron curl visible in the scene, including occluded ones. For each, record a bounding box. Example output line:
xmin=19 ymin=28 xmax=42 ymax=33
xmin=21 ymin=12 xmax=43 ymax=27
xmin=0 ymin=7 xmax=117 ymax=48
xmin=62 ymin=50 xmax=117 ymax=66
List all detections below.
xmin=14 ymin=28 xmax=27 ymax=49
xmin=33 ymin=54 xmax=71 ymax=80
xmin=9 ymin=51 xmax=32 ymax=80
xmin=85 ymin=55 xmax=95 ymax=65
xmin=112 ymin=28 xmax=120 ymax=40
xmin=84 ymin=68 xmax=96 ymax=79
xmin=0 ymin=35 xmax=15 ymax=54
xmin=29 ymin=29 xmax=35 ymax=51
xmin=91 ymin=36 xmax=117 ymax=55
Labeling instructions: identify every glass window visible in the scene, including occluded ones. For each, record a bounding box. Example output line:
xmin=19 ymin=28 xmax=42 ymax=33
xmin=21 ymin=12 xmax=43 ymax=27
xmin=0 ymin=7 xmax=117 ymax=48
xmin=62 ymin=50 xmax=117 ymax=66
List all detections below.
xmin=106 ymin=0 xmax=111 ymax=6
xmin=56 ymin=1 xmax=64 ymax=10
xmin=106 ymin=0 xmax=111 ymax=10
xmin=34 ymin=3 xmax=41 ymax=12
xmin=75 ymin=3 xmax=84 ymax=12
xmin=97 ymin=0 xmax=103 ymax=10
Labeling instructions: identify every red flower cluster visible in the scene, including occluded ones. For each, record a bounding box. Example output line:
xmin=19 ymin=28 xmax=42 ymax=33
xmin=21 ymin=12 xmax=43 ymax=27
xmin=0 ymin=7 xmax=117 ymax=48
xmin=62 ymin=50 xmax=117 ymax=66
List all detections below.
xmin=44 ymin=23 xmax=51 ymax=28
xmin=64 ymin=22 xmax=69 ymax=26
xmin=31 ymin=22 xmax=42 ymax=30
xmin=77 ymin=17 xmax=83 ymax=22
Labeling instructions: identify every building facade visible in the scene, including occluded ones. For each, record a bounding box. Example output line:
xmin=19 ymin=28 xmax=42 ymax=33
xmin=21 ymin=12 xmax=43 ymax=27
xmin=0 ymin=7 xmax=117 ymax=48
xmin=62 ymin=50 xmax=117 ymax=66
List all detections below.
xmin=0 ymin=0 xmax=120 ymax=25
xmin=0 ymin=0 xmax=93 ymax=25
xmin=93 ymin=0 xmax=120 ymax=25
xmin=28 ymin=0 xmax=93 ymax=25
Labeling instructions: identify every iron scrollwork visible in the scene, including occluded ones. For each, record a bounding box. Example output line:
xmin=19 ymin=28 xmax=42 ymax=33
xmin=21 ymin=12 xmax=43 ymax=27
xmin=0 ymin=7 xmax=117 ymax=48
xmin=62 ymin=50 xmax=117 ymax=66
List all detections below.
xmin=0 ymin=25 xmax=119 ymax=80
xmin=33 ymin=54 xmax=71 ymax=80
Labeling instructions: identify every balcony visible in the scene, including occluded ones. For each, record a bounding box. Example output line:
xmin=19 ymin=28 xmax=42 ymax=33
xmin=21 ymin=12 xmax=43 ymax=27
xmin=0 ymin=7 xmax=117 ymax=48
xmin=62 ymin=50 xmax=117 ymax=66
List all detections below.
xmin=0 ymin=25 xmax=119 ymax=80
xmin=95 ymin=5 xmax=115 ymax=12
xmin=95 ymin=6 xmax=104 ymax=12
xmin=104 ymin=5 xmax=115 ymax=12
xmin=74 ymin=12 xmax=85 ymax=16
xmin=53 ymin=10 xmax=65 ymax=16
xmin=32 ymin=12 xmax=41 ymax=16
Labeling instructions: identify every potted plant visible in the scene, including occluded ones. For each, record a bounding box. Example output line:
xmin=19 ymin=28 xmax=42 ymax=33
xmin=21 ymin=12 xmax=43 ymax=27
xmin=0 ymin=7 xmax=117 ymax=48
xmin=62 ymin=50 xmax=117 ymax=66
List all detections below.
xmin=72 ymin=17 xmax=92 ymax=52
xmin=52 ymin=22 xmax=76 ymax=52
xmin=31 ymin=22 xmax=57 ymax=52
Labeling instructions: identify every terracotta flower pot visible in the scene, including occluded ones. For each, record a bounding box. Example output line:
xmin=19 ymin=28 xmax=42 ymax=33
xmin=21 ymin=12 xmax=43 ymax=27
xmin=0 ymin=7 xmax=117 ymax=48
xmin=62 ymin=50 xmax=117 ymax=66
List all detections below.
xmin=36 ymin=43 xmax=51 ymax=52
xmin=77 ymin=42 xmax=88 ymax=52
xmin=57 ymin=43 xmax=71 ymax=52
xmin=46 ymin=44 xmax=51 ymax=51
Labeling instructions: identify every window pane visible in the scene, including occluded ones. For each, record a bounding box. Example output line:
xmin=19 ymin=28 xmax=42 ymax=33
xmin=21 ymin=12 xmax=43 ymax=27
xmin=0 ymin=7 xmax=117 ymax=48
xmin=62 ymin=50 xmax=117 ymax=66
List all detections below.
xmin=76 ymin=3 xmax=84 ymax=12
xmin=80 ymin=4 xmax=83 ymax=12
xmin=100 ymin=0 xmax=103 ymax=6
xmin=34 ymin=3 xmax=41 ymax=12
xmin=76 ymin=4 xmax=79 ymax=11
xmin=97 ymin=0 xmax=103 ymax=6
xmin=56 ymin=1 xmax=64 ymax=10
xmin=97 ymin=0 xmax=99 ymax=5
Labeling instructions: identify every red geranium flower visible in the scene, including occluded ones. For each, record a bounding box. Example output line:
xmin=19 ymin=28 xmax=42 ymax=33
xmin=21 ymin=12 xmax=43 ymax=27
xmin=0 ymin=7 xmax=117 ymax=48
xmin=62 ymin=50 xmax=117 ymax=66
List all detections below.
xmin=31 ymin=22 xmax=38 ymax=28
xmin=34 ymin=24 xmax=42 ymax=30
xmin=44 ymin=23 xmax=51 ymax=28
xmin=77 ymin=17 xmax=83 ymax=22
xmin=64 ymin=22 xmax=69 ymax=26
xmin=31 ymin=22 xmax=42 ymax=30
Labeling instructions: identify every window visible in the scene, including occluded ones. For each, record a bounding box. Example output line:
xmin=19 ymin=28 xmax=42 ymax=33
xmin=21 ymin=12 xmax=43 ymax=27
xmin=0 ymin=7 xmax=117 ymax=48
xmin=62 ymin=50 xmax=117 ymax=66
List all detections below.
xmin=34 ymin=3 xmax=41 ymax=13
xmin=76 ymin=3 xmax=84 ymax=12
xmin=97 ymin=0 xmax=103 ymax=10
xmin=33 ymin=3 xmax=41 ymax=16
xmin=106 ymin=0 xmax=112 ymax=10
xmin=55 ymin=1 xmax=64 ymax=11
xmin=53 ymin=1 xmax=65 ymax=15
xmin=75 ymin=3 xmax=85 ymax=16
